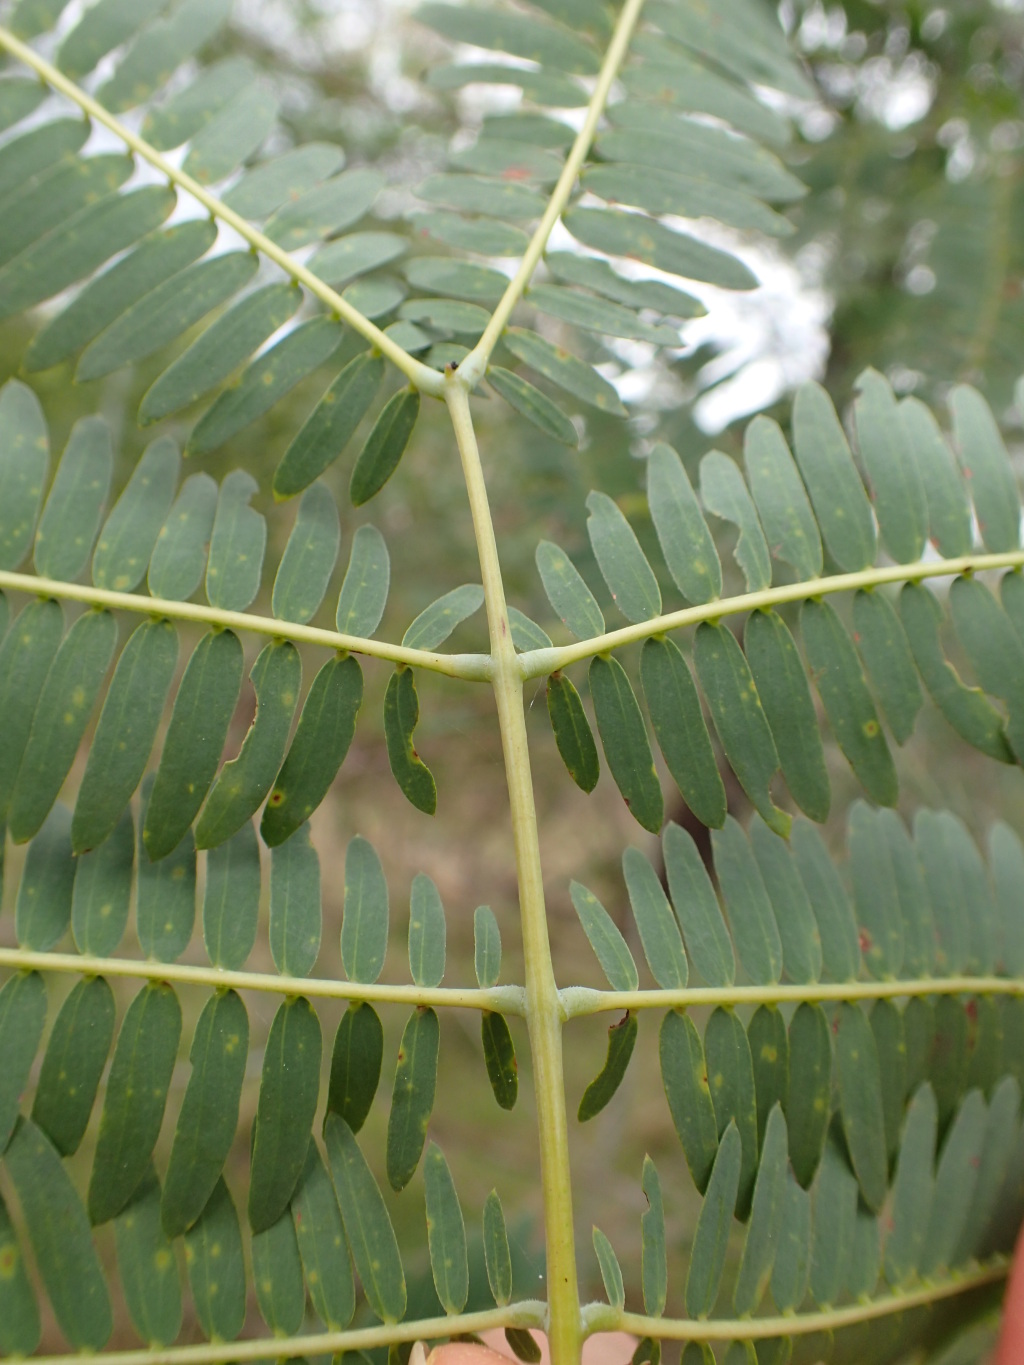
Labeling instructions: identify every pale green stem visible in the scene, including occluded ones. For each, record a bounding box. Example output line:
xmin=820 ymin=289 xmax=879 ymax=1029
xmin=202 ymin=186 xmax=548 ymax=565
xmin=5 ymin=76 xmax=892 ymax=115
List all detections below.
xmin=23 ymin=1303 xmax=545 ymax=1365
xmin=0 ymin=26 xmax=444 ymax=397
xmin=0 ymin=569 xmax=491 ymax=680
xmin=561 ymin=976 xmax=1024 ymax=1017
xmin=520 ymin=550 xmax=1024 ymax=679
xmin=584 ymin=1258 xmax=1007 ymax=1340
xmin=0 ymin=948 xmax=525 ymax=1013
xmin=445 ymin=377 xmax=582 ymax=1365
xmin=458 ymin=0 xmax=649 ymax=388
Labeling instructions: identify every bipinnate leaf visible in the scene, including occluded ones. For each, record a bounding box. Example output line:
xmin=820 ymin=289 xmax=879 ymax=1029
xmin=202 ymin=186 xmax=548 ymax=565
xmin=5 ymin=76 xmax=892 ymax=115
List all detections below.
xmin=262 ymin=654 xmax=363 ymax=846
xmin=384 ymin=667 xmax=438 ymax=814
xmin=870 ymin=999 xmax=906 ymax=1164
xmin=809 ymin=1139 xmax=857 ymax=1308
xmin=991 ymin=822 xmax=1024 ymax=976
xmin=202 ymin=821 xmax=260 ymax=970
xmin=536 ymin=539 xmax=605 ymax=641
xmin=336 ymin=522 xmax=390 ymax=638
xmin=743 ymin=415 xmax=821 ymax=581
xmin=0 ymin=1189 xmax=40 ymax=1356
xmin=834 ymin=1003 xmax=888 ymax=1212
xmin=32 ymin=975 xmax=114 ymax=1158
xmin=700 ymin=451 xmax=771 ymax=593
xmin=475 ymin=904 xmax=502 ymax=988
xmin=647 ymin=442 xmax=722 ymax=605
xmin=792 ymin=380 xmax=876 ymax=572
xmin=624 ymin=846 xmax=687 ymax=988
xmin=586 ymin=491 xmax=661 ymax=623
xmin=386 ymin=1007 xmax=440 ymax=1191
xmin=276 ymin=351 xmax=385 ymax=498
xmin=850 ymin=589 xmax=922 ymax=746
xmin=326 ymin=1114 xmax=407 ymax=1323
xmin=711 ymin=818 xmax=783 ymax=985
xmin=6 ymin=1117 xmax=112 ymax=1350
xmin=504 ymin=328 xmax=627 ymax=416
xmin=488 ymin=366 xmax=579 ymax=446
xmin=184 ymin=1178 xmax=245 ymax=1342
xmin=0 ymin=380 xmax=48 ymax=572
xmin=342 ymin=834 xmax=390 ymax=984
xmin=72 ymin=806 xmax=134 ymax=958
xmin=161 ymin=989 xmax=249 ymax=1238
xmin=641 ymin=1155 xmax=667 ymax=1317
xmin=593 ymin=1226 xmax=625 ymax=1309
xmin=248 ymin=996 xmax=322 ymax=1233
xmin=570 ymin=880 xmax=638 ymax=992
xmin=660 ymin=1009 xmax=719 ymax=1194
xmin=409 ymin=871 xmax=446 ymax=988
xmin=205 ymin=469 xmax=266 ymax=612
xmin=949 ymin=574 xmax=1024 ymax=764
xmin=483 ymin=1190 xmax=513 ymax=1306
xmin=33 ymin=416 xmax=111 ymax=583
xmin=113 ymin=1166 xmax=182 ymax=1348
xmin=148 ymin=472 xmax=218 ymax=602
xmin=591 ymin=656 xmax=663 ymax=833
xmin=0 ymin=599 xmax=64 ymax=822
xmin=15 ymin=803 xmax=75 ymax=951
xmin=705 ymin=1007 xmax=759 ymax=1220
xmin=350 ymin=388 xmax=420 ymax=506
xmin=920 ymin=1089 xmax=987 ymax=1278
xmin=848 ymin=801 xmax=905 ymax=979
xmin=749 ymin=818 xmax=822 ymax=985
xmin=748 ymin=1006 xmax=789 ymax=1149
xmin=329 ymin=1001 xmax=384 ymax=1134
xmin=482 ymin=1012 xmax=519 ymax=1110
xmin=578 ymin=1013 xmax=638 ymax=1121
xmin=770 ymin=1173 xmax=811 ymax=1312
xmin=292 ymin=1139 xmax=355 ymax=1329
xmin=0 ymin=972 xmax=47 ymax=1152
xmin=685 ymin=1122 xmax=741 ymax=1318
xmin=733 ymin=1104 xmax=787 ymax=1315
xmin=252 ymin=1207 xmax=305 ymax=1336
xmin=269 ymin=823 xmax=322 ymax=977
xmin=785 ymin=1003 xmax=832 ymax=1189
xmin=547 ymin=672 xmax=600 ymax=792
xmin=425 ymin=1142 xmax=469 ymax=1314
xmin=641 ymin=637 xmax=727 ymax=829
xmin=135 ymin=783 xmax=196 ymax=963
xmin=663 ymin=822 xmax=734 ymax=987
xmin=950 ymin=383 xmax=1020 ymax=552
xmin=852 ymin=368 xmax=928 ymax=564
xmin=272 ymin=482 xmax=341 ymax=625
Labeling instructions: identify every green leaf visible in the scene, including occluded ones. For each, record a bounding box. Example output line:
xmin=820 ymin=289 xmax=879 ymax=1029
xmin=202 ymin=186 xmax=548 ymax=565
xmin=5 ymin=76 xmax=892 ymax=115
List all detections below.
xmin=852 ymin=368 xmax=927 ymax=563
xmin=8 ymin=608 xmax=117 ymax=844
xmin=57 ymin=0 xmax=165 ymax=76
xmin=699 ymin=450 xmax=771 ymax=593
xmin=450 ymin=134 xmax=565 ymax=178
xmin=711 ymin=818 xmax=783 ymax=985
xmin=383 ymin=667 xmax=438 ymax=815
xmin=141 ymin=282 xmax=301 ymax=425
xmin=914 ymin=810 xmax=971 ymax=975
xmin=791 ymin=381 xmax=876 ymax=572
xmin=161 ymin=989 xmax=248 ymax=1238
xmin=927 ymin=995 xmax=970 ymax=1132
xmin=660 ymin=1009 xmax=719 ymax=1193
xmin=271 ymin=488 xmax=339 ymax=622
xmin=386 ymin=1006 xmax=441 ymax=1190
xmin=92 ymin=435 xmax=179 ymax=592
xmin=800 ymin=599 xmax=897 ymax=807
xmin=663 ymin=822 xmax=734 ymax=987
xmin=481 ymin=1012 xmax=518 ymax=1111
xmin=536 ymin=540 xmax=605 ymax=641
xmin=877 ymin=809 xmax=934 ymax=977
xmin=850 ymin=590 xmax=922 ymax=745
xmin=0 ymin=119 xmax=89 ymax=199
xmin=15 ymin=804 xmax=75 ymax=951
xmin=329 ymin=1002 xmax=384 ymax=1134
xmin=592 ymin=1226 xmax=625 ymax=1310
xmin=590 ymin=655 xmax=663 ymax=833
xmin=0 ymin=184 xmax=176 ymax=321
xmin=196 ymin=640 xmax=302 ymax=848
xmin=578 ymin=1012 xmax=638 ymax=1121
xmin=846 ymin=1205 xmax=881 ymax=1303
xmin=566 ymin=206 xmax=758 ymax=289
xmin=685 ymin=1121 xmax=741 ymax=1318
xmin=202 ymin=821 xmax=261 ymax=970
xmin=252 ymin=1207 xmax=305 ymax=1336
xmin=990 ymin=822 xmax=1024 ymax=976
xmin=965 ymin=995 xmax=1003 ymax=1098
xmin=420 ymin=3 xmax=599 ymax=72
xmin=97 ymin=0 xmax=232 ymax=112
xmin=148 ymin=472 xmax=218 ymax=601
xmin=88 ymin=982 xmax=182 ymax=1225
xmin=312 ymin=231 xmax=410 ymax=289
xmin=870 ymin=999 xmax=907 ymax=1168
xmin=409 ymin=872 xmax=446 ymax=988
xmin=424 ymin=1142 xmax=469 ymax=1315
xmin=528 ymin=283 xmax=678 ymax=345
xmin=0 ymin=1188 xmax=40 ymax=1356
xmin=645 ymin=0 xmax=812 ymax=99
xmin=32 ymin=975 xmax=114 ymax=1157
xmin=0 ymin=972 xmax=47 ymax=1150
xmin=900 ymin=395 xmax=972 ymax=558
xmin=474 ymin=904 xmax=502 ymax=988
xmin=749 ymin=818 xmax=822 ymax=985
xmin=950 ymin=383 xmax=1020 ymax=551
xmin=428 ymin=60 xmax=585 ymax=107
xmin=34 ymin=417 xmax=112 ymax=583
xmin=483 ymin=1190 xmax=513 ymax=1306
xmin=921 ymin=1089 xmax=988 ymax=1277
xmin=834 ymin=1002 xmax=888 ymax=1212
xmin=646 ymin=444 xmax=722 ymax=606
xmin=78 ymin=252 xmax=257 ymax=381
xmin=404 ymin=255 xmax=509 ymax=304
xmin=733 ymin=1104 xmax=788 ymax=1315
xmin=0 ymin=380 xmax=47 ymax=571
xmin=694 ymin=622 xmax=788 ymax=836
xmin=268 ymin=823 xmax=322 ymax=977
xmin=641 ymin=1155 xmax=667 ymax=1316
xmin=0 ymin=77 xmax=46 ymax=131
xmin=770 ymin=1172 xmax=811 ymax=1313
xmin=325 ymin=1114 xmax=407 ymax=1323
xmin=748 ymin=1006 xmax=789 ymax=1149
xmin=404 ymin=584 xmax=485 ymax=650
xmin=113 ymin=1167 xmax=182 ymax=1348
xmin=785 ymin=1003 xmax=832 ymax=1188
xmin=899 ymin=582 xmax=1012 ymax=763
xmin=267 ymin=167 xmax=383 ymax=248
xmin=570 ymin=880 xmax=638 ymax=992
xmin=809 ymin=1138 xmax=857 ymax=1308
xmin=142 ymin=55 xmax=254 ymax=148
xmin=136 ymin=799 xmax=195 ymax=962
xmin=400 ymin=297 xmax=490 ymax=334
xmin=292 ymin=1140 xmax=355 ymax=1329
xmin=743 ymin=415 xmax=822 ymax=581
xmin=183 ymin=1178 xmax=245 ymax=1343
xmin=744 ymin=609 xmax=830 ymax=823
xmin=5 ymin=1117 xmax=112 ymax=1349
xmin=223 ymin=143 xmax=345 ymax=218
xmin=72 ymin=620 xmax=177 ymax=853
xmin=144 ymin=629 xmax=243 ymax=861
xmin=956 ymin=1074 xmax=1020 ymax=1263
xmin=262 ymin=654 xmax=363 ymax=846
xmin=0 ymin=154 xmax=134 ymax=273
xmin=848 ymin=801 xmax=904 ymax=979
xmin=488 ymin=366 xmax=579 ymax=447
xmin=547 ymin=672 xmax=600 ymax=793
xmin=350 ymin=388 xmax=420 ymax=506
xmin=24 ymin=219 xmax=216 ymax=374
xmin=586 ymin=490 xmax=661 ymax=623
xmin=0 ymin=599 xmax=63 ymax=821
xmin=342 ymin=834 xmax=390 ymax=984
xmin=950 ymin=574 xmax=1024 ymax=763
xmin=335 ymin=523 xmax=390 ymax=638
xmin=182 ymin=81 xmax=278 ymax=184
xmin=884 ymin=1081 xmax=938 ymax=1287
xmin=704 ymin=1006 xmax=759 ymax=1219
xmin=249 ymin=996 xmax=322 ymax=1233
xmin=204 ymin=469 xmax=266 ymax=611
xmin=504 ymin=328 xmax=627 ymax=416
xmin=623 ymin=845 xmax=688 ymax=988
xmin=72 ymin=806 xmax=134 ymax=957
xmin=546 ymin=250 xmax=702 ymax=318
